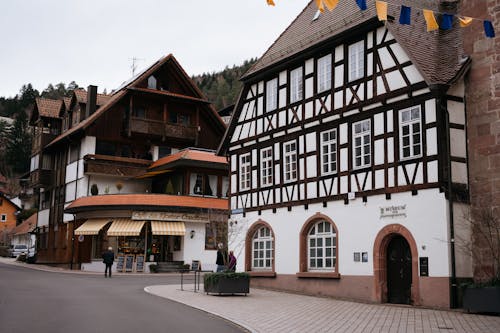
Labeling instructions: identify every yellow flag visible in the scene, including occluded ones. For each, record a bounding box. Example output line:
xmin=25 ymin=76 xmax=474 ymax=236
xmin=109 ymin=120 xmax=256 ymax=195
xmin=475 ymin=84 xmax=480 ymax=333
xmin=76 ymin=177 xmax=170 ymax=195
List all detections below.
xmin=267 ymin=0 xmax=275 ymax=6
xmin=375 ymin=1 xmax=387 ymax=21
xmin=324 ymin=0 xmax=339 ymax=11
xmin=315 ymin=0 xmax=325 ymax=13
xmin=458 ymin=16 xmax=473 ymax=27
xmin=423 ymin=9 xmax=439 ymax=32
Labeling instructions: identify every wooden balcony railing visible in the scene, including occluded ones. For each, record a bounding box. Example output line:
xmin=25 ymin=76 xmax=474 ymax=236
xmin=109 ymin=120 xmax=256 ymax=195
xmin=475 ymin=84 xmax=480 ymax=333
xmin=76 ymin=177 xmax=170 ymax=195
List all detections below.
xmin=129 ymin=118 xmax=197 ymax=141
xmin=84 ymin=154 xmax=150 ymax=178
xmin=30 ymin=169 xmax=53 ymax=188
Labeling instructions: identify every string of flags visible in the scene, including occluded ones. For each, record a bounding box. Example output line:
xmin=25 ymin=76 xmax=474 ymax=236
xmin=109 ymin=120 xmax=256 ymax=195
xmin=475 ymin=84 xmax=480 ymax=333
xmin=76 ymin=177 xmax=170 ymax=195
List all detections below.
xmin=266 ymin=0 xmax=495 ymax=38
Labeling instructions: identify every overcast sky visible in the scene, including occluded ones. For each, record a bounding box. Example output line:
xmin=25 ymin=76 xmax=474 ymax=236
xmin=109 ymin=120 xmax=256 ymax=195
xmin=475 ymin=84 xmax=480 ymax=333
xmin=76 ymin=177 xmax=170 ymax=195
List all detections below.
xmin=0 ymin=0 xmax=307 ymax=98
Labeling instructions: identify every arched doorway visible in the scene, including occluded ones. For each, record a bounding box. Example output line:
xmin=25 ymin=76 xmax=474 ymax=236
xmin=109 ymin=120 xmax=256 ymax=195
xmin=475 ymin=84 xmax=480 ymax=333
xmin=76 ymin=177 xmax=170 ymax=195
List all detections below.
xmin=386 ymin=235 xmax=412 ymax=304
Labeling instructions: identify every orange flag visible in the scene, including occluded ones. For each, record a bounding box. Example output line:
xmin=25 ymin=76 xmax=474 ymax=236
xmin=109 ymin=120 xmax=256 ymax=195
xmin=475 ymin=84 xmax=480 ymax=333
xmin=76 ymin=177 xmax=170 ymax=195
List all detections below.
xmin=375 ymin=1 xmax=387 ymax=21
xmin=324 ymin=0 xmax=339 ymax=11
xmin=315 ymin=0 xmax=325 ymax=13
xmin=267 ymin=0 xmax=275 ymax=6
xmin=458 ymin=16 xmax=473 ymax=27
xmin=423 ymin=9 xmax=439 ymax=32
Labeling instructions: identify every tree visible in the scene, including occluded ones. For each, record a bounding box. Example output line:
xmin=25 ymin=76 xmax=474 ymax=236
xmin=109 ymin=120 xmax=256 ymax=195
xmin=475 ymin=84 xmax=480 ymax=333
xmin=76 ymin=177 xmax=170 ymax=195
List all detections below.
xmin=5 ymin=110 xmax=31 ymax=175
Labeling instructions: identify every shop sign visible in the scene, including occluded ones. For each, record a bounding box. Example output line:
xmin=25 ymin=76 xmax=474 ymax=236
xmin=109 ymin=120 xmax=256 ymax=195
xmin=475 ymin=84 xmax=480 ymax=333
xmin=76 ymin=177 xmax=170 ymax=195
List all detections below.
xmin=132 ymin=211 xmax=209 ymax=223
xmin=379 ymin=204 xmax=407 ymax=218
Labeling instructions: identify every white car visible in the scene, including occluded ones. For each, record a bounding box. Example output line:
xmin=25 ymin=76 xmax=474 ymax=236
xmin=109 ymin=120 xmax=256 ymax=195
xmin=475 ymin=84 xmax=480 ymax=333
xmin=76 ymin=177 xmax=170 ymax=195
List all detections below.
xmin=10 ymin=244 xmax=28 ymax=257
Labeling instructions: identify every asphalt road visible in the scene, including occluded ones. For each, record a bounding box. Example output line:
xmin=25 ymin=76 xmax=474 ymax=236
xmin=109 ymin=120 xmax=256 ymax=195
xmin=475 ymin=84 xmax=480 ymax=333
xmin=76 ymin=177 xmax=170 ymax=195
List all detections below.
xmin=0 ymin=262 xmax=245 ymax=333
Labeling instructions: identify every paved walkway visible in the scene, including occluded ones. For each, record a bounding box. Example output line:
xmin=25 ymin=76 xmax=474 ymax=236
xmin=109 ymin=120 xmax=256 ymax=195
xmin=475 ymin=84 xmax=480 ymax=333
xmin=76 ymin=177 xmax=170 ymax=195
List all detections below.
xmin=2 ymin=257 xmax=499 ymax=332
xmin=145 ymin=284 xmax=500 ymax=333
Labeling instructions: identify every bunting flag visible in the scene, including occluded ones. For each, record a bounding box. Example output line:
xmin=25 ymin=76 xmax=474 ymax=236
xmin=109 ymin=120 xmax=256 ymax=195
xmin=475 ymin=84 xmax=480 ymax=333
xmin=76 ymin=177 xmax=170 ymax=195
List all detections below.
xmin=458 ymin=16 xmax=473 ymax=27
xmin=422 ymin=9 xmax=439 ymax=31
xmin=399 ymin=5 xmax=411 ymax=25
xmin=266 ymin=0 xmax=275 ymax=6
xmin=484 ymin=20 xmax=495 ymax=38
xmin=315 ymin=0 xmax=325 ymax=12
xmin=324 ymin=0 xmax=339 ymax=11
xmin=356 ymin=0 xmax=367 ymax=11
xmin=441 ymin=14 xmax=454 ymax=30
xmin=375 ymin=1 xmax=387 ymax=21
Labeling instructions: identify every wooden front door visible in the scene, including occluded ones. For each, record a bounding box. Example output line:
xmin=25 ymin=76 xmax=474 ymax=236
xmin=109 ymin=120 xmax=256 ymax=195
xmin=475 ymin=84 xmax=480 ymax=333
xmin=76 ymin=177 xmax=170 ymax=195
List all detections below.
xmin=387 ymin=235 xmax=412 ymax=304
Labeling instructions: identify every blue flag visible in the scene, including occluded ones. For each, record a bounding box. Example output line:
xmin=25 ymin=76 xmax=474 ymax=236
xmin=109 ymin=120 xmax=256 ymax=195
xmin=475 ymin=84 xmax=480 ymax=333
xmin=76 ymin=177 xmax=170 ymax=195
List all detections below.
xmin=484 ymin=20 xmax=495 ymax=38
xmin=356 ymin=0 xmax=367 ymax=11
xmin=399 ymin=6 xmax=411 ymax=25
xmin=441 ymin=14 xmax=454 ymax=30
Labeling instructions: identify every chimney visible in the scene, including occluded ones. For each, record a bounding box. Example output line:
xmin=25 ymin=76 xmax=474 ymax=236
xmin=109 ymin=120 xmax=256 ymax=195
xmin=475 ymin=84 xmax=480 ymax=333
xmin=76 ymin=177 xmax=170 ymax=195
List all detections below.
xmin=85 ymin=85 xmax=98 ymax=119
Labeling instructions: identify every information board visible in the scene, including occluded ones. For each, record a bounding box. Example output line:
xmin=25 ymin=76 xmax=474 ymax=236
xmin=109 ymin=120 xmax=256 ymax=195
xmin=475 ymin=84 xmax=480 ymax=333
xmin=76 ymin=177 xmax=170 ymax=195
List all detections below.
xmin=191 ymin=260 xmax=201 ymax=271
xmin=419 ymin=257 xmax=429 ymax=276
xmin=135 ymin=255 xmax=145 ymax=273
xmin=125 ymin=255 xmax=134 ymax=272
xmin=116 ymin=255 xmax=125 ymax=272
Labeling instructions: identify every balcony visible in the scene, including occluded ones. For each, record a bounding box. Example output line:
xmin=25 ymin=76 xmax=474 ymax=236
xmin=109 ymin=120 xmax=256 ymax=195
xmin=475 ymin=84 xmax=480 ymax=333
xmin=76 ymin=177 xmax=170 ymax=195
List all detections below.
xmin=84 ymin=154 xmax=150 ymax=177
xmin=30 ymin=169 xmax=53 ymax=188
xmin=129 ymin=117 xmax=197 ymax=141
xmin=32 ymin=132 xmax=58 ymax=153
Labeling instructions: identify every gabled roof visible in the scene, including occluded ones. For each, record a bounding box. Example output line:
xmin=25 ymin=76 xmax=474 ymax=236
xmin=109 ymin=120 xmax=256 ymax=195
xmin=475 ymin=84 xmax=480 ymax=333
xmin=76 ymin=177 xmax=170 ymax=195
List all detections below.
xmin=11 ymin=213 xmax=37 ymax=236
xmin=0 ymin=192 xmax=22 ymax=211
xmin=46 ymin=54 xmax=225 ymax=149
xmin=34 ymin=98 xmax=63 ymax=119
xmin=65 ymin=194 xmax=228 ymax=213
xmin=148 ymin=148 xmax=227 ymax=171
xmin=243 ymin=0 xmax=468 ymax=86
xmin=73 ymin=89 xmax=111 ymax=106
xmin=63 ymin=97 xmax=72 ymax=111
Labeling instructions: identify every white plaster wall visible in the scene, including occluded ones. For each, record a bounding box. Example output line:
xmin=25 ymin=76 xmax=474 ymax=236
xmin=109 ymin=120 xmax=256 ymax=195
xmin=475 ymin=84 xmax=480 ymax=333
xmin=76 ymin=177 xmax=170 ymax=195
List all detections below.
xmin=37 ymin=209 xmax=50 ymax=227
xmin=231 ymin=189 xmax=450 ymax=277
xmin=80 ymin=136 xmax=96 ymax=157
xmin=88 ymin=175 xmax=150 ymax=195
xmin=65 ymin=161 xmax=78 ymax=183
xmin=174 ymin=222 xmax=218 ymax=272
xmin=453 ymin=203 xmax=473 ymax=278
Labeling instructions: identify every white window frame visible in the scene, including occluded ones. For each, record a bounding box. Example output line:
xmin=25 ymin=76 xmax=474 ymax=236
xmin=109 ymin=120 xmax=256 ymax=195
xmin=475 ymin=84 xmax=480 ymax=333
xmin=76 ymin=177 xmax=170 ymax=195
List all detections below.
xmin=321 ymin=129 xmax=337 ymax=175
xmin=260 ymin=147 xmax=273 ymax=187
xmin=283 ymin=141 xmax=297 ymax=182
xmin=353 ymin=119 xmax=371 ymax=169
xmin=348 ymin=40 xmax=364 ymax=82
xmin=317 ymin=54 xmax=332 ymax=93
xmin=1 ymin=214 xmax=6 ymax=222
xmin=239 ymin=153 xmax=251 ymax=191
xmin=252 ymin=226 xmax=274 ymax=270
xmin=290 ymin=67 xmax=303 ymax=103
xmin=399 ymin=106 xmax=422 ymax=160
xmin=266 ymin=78 xmax=278 ymax=112
xmin=308 ymin=221 xmax=337 ymax=272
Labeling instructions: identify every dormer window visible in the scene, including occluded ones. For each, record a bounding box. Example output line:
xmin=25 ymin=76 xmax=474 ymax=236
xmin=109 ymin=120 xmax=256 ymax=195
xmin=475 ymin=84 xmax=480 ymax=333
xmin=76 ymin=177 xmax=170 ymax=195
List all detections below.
xmin=147 ymin=75 xmax=157 ymax=89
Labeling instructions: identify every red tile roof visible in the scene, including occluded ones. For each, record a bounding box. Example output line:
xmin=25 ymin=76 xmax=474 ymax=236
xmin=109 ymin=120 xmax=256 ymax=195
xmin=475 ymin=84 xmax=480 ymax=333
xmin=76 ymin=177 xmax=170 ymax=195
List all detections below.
xmin=74 ymin=89 xmax=111 ymax=106
xmin=63 ymin=97 xmax=72 ymax=110
xmin=11 ymin=213 xmax=37 ymax=235
xmin=35 ymin=98 xmax=63 ymax=119
xmin=65 ymin=194 xmax=228 ymax=213
xmin=149 ymin=149 xmax=227 ymax=170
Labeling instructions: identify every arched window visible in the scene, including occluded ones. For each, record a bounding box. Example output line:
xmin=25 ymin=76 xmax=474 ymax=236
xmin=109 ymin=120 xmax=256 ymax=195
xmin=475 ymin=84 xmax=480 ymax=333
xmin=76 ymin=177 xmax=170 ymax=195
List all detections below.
xmin=252 ymin=226 xmax=273 ymax=270
xmin=307 ymin=220 xmax=336 ymax=271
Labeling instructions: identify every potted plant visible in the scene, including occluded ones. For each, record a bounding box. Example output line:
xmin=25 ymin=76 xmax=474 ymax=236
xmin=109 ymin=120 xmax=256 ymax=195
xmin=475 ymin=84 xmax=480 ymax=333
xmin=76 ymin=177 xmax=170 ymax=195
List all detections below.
xmin=204 ymin=272 xmax=250 ymax=295
xmin=90 ymin=184 xmax=99 ymax=196
xmin=461 ymin=206 xmax=500 ymax=313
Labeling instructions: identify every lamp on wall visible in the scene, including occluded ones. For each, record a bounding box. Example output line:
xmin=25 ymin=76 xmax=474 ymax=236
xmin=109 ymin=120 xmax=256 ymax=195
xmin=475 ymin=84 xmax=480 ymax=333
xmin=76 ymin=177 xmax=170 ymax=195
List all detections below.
xmin=190 ymin=230 xmax=195 ymax=239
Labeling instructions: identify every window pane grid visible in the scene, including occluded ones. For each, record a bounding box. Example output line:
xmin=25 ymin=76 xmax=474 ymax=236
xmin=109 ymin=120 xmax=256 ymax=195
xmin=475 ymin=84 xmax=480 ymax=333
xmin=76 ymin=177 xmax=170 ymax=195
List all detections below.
xmin=239 ymin=154 xmax=251 ymax=190
xmin=317 ymin=55 xmax=332 ymax=93
xmin=321 ymin=129 xmax=337 ymax=174
xmin=252 ymin=227 xmax=274 ymax=270
xmin=353 ymin=120 xmax=371 ymax=168
xmin=348 ymin=41 xmax=364 ymax=81
xmin=266 ymin=79 xmax=278 ymax=112
xmin=399 ymin=107 xmax=422 ymax=159
xmin=290 ymin=67 xmax=303 ymax=103
xmin=307 ymin=221 xmax=337 ymax=271
xmin=284 ymin=142 xmax=297 ymax=182
xmin=260 ymin=147 xmax=273 ymax=186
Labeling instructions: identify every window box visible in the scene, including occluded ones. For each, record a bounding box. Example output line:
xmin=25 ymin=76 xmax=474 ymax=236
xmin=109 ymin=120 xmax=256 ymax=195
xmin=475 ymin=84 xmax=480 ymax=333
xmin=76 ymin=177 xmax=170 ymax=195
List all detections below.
xmin=204 ymin=272 xmax=250 ymax=295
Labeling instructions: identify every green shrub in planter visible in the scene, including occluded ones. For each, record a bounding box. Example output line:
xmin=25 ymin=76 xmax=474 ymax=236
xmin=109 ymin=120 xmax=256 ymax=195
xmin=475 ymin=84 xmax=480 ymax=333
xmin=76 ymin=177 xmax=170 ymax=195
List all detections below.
xmin=204 ymin=272 xmax=250 ymax=295
xmin=149 ymin=264 xmax=158 ymax=273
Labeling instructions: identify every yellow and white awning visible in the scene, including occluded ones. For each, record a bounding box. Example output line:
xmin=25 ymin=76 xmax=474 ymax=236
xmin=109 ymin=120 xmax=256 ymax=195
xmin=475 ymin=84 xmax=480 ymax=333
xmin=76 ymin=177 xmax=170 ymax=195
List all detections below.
xmin=74 ymin=219 xmax=111 ymax=235
xmin=151 ymin=221 xmax=186 ymax=236
xmin=107 ymin=218 xmax=146 ymax=236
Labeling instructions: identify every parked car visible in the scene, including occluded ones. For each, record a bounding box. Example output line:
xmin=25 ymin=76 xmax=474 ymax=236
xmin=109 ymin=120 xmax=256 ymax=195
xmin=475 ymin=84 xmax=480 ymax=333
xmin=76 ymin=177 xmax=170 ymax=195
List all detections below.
xmin=10 ymin=244 xmax=28 ymax=258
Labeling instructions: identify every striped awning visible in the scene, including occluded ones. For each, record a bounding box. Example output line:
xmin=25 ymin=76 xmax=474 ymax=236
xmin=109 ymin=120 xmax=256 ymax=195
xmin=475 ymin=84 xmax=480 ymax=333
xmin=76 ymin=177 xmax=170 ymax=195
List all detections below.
xmin=74 ymin=218 xmax=111 ymax=235
xmin=151 ymin=221 xmax=186 ymax=236
xmin=107 ymin=219 xmax=146 ymax=236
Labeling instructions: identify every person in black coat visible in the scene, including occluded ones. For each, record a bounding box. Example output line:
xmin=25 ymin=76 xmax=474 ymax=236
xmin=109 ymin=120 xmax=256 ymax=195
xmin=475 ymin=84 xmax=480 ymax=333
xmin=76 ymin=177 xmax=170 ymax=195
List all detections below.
xmin=216 ymin=243 xmax=227 ymax=272
xmin=102 ymin=247 xmax=115 ymax=278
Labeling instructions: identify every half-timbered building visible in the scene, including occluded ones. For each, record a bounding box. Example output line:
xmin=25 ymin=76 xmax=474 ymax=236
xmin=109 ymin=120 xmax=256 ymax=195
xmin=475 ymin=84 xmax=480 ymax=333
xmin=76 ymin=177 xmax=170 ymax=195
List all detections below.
xmin=220 ymin=1 xmax=472 ymax=308
xmin=30 ymin=55 xmax=228 ymax=272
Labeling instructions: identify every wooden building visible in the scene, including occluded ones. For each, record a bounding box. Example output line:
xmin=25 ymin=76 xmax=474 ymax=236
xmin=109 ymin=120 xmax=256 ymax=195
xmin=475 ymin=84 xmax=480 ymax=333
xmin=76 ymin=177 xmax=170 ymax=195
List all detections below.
xmin=219 ymin=1 xmax=472 ymax=308
xmin=29 ymin=55 xmax=228 ymax=271
xmin=0 ymin=192 xmax=21 ymax=245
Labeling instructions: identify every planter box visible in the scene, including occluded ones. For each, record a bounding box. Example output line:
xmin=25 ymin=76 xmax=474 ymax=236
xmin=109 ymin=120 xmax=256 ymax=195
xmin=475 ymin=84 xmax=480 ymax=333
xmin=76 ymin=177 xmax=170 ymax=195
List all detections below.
xmin=463 ymin=286 xmax=500 ymax=314
xmin=204 ymin=273 xmax=250 ymax=295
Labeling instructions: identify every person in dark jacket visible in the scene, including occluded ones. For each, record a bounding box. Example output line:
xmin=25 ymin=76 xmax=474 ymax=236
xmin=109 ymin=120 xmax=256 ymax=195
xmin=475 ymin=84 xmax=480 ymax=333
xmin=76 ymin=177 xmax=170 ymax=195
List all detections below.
xmin=102 ymin=247 xmax=115 ymax=278
xmin=216 ymin=243 xmax=227 ymax=272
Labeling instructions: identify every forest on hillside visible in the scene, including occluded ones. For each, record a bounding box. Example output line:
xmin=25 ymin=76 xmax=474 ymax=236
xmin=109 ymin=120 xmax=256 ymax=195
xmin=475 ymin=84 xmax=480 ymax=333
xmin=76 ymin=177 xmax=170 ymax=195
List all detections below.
xmin=0 ymin=59 xmax=256 ymax=194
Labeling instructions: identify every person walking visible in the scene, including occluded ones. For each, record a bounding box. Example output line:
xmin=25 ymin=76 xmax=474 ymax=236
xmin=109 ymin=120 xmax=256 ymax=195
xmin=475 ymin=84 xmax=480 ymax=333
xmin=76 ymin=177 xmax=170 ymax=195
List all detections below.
xmin=216 ymin=243 xmax=227 ymax=272
xmin=102 ymin=246 xmax=115 ymax=278
xmin=227 ymin=250 xmax=237 ymax=272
